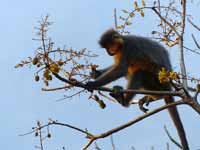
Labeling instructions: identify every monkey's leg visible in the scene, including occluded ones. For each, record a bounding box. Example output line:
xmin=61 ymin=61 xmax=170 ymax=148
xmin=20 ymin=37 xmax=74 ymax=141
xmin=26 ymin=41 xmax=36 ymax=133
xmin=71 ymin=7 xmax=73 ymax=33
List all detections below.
xmin=116 ymin=71 xmax=145 ymax=107
xmin=165 ymin=96 xmax=189 ymax=150
xmin=140 ymin=71 xmax=189 ymax=149
xmin=138 ymin=93 xmax=189 ymax=149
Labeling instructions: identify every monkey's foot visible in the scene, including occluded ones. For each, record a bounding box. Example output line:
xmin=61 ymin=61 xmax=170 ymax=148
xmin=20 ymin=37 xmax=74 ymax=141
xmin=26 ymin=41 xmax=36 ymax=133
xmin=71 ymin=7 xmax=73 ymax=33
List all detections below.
xmin=138 ymin=96 xmax=153 ymax=113
xmin=109 ymin=86 xmax=128 ymax=107
xmin=138 ymin=102 xmax=148 ymax=113
xmin=109 ymin=92 xmax=126 ymax=106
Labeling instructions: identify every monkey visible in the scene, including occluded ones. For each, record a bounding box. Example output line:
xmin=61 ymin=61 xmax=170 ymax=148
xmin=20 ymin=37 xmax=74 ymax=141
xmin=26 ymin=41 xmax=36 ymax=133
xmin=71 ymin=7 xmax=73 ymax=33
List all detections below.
xmin=86 ymin=29 xmax=189 ymax=150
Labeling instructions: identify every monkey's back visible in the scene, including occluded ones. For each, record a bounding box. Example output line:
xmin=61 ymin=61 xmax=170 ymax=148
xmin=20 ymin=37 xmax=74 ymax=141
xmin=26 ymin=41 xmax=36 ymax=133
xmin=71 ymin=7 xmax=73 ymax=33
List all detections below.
xmin=123 ymin=35 xmax=172 ymax=71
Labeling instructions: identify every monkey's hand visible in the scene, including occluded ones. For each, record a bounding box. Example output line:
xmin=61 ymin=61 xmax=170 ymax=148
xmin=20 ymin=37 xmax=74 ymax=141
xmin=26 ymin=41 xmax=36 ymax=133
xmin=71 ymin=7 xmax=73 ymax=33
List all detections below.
xmin=90 ymin=69 xmax=102 ymax=79
xmin=109 ymin=86 xmax=128 ymax=107
xmin=85 ymin=81 xmax=98 ymax=92
xmin=85 ymin=81 xmax=99 ymax=87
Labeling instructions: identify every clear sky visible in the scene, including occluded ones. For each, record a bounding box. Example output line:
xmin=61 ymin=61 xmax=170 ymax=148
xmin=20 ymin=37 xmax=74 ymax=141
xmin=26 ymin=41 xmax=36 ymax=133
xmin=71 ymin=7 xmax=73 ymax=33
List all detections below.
xmin=1 ymin=0 xmax=200 ymax=150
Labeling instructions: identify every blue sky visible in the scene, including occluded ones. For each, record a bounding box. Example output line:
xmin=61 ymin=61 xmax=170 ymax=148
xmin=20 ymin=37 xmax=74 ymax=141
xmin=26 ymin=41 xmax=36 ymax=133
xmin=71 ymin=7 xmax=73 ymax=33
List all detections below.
xmin=1 ymin=0 xmax=200 ymax=150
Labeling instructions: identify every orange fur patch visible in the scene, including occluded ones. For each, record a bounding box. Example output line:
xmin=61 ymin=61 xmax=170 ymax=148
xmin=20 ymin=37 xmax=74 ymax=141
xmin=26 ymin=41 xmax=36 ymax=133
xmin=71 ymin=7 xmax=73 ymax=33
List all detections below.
xmin=114 ymin=52 xmax=156 ymax=74
xmin=114 ymin=52 xmax=122 ymax=64
xmin=128 ymin=59 xmax=156 ymax=74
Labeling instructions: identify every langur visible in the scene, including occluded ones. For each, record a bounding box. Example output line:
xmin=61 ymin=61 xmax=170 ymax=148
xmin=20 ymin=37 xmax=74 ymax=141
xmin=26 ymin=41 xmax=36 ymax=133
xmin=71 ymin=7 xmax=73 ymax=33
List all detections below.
xmin=86 ymin=29 xmax=189 ymax=150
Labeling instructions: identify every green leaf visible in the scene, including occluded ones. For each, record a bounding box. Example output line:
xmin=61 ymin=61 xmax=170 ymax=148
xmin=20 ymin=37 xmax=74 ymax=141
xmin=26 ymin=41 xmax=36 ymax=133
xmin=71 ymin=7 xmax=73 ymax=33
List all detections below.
xmin=126 ymin=22 xmax=132 ymax=26
xmin=122 ymin=9 xmax=129 ymax=13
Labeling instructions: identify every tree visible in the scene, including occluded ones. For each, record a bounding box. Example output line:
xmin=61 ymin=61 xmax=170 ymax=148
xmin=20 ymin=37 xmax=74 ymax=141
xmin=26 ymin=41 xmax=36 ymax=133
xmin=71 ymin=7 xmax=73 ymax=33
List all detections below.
xmin=16 ymin=0 xmax=200 ymax=149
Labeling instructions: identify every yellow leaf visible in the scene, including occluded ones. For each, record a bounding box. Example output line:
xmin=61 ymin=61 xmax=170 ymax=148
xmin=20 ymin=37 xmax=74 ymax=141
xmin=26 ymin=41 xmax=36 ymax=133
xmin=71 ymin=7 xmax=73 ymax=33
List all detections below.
xmin=169 ymin=71 xmax=178 ymax=80
xmin=129 ymin=12 xmax=135 ymax=18
xmin=158 ymin=68 xmax=170 ymax=84
xmin=126 ymin=22 xmax=132 ymax=26
xmin=142 ymin=0 xmax=146 ymax=6
xmin=134 ymin=1 xmax=138 ymax=9
xmin=117 ymin=25 xmax=124 ymax=29
xmin=140 ymin=10 xmax=145 ymax=17
xmin=50 ymin=63 xmax=60 ymax=74
xmin=15 ymin=64 xmax=23 ymax=68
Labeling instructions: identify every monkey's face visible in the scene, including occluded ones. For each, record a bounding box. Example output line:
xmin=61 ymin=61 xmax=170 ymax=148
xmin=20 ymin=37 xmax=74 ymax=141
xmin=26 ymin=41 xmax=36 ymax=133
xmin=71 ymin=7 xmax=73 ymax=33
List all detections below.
xmin=106 ymin=42 xmax=122 ymax=56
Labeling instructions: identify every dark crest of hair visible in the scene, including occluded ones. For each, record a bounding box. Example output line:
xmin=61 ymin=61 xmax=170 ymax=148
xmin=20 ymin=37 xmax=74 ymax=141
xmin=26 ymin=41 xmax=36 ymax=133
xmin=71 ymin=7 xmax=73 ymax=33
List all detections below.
xmin=98 ymin=28 xmax=121 ymax=48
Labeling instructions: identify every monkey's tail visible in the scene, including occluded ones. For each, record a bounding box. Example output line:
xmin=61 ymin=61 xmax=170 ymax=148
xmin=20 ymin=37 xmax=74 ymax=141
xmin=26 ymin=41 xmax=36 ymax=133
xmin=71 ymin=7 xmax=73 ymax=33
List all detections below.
xmin=164 ymin=96 xmax=189 ymax=150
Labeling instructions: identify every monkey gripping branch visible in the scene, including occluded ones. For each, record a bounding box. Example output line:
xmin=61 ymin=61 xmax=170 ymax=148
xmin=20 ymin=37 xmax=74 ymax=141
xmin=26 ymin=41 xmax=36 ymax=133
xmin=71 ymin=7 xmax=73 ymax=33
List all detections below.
xmin=16 ymin=14 xmax=200 ymax=150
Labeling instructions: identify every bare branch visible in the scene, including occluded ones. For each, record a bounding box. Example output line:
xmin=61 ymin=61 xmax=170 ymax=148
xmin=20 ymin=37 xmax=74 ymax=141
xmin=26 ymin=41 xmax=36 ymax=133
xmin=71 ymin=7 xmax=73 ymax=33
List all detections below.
xmin=152 ymin=7 xmax=180 ymax=37
xmin=52 ymin=72 xmax=184 ymax=97
xmin=114 ymin=8 xmax=118 ymax=29
xmin=37 ymin=121 xmax=44 ymax=150
xmin=110 ymin=135 xmax=116 ymax=150
xmin=191 ymin=34 xmax=200 ymax=49
xmin=179 ymin=0 xmax=188 ymax=89
xmin=189 ymin=99 xmax=200 ymax=115
xmin=188 ymin=18 xmax=200 ymax=31
xmin=183 ymin=45 xmax=200 ymax=55
xmin=83 ymin=100 xmax=186 ymax=150
xmin=19 ymin=121 xmax=93 ymax=137
xmin=94 ymin=142 xmax=101 ymax=150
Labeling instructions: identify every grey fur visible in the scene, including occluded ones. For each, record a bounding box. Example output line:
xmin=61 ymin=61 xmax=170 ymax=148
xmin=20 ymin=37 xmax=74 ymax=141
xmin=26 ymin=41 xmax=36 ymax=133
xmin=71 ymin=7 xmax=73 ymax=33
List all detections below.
xmin=87 ymin=29 xmax=189 ymax=150
xmin=122 ymin=35 xmax=172 ymax=70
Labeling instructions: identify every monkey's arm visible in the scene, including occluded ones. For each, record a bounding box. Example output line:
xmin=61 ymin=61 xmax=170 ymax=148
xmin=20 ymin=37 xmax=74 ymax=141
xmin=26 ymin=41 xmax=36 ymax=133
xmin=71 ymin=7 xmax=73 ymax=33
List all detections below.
xmin=110 ymin=70 xmax=146 ymax=107
xmin=91 ymin=66 xmax=113 ymax=79
xmin=87 ymin=63 xmax=127 ymax=87
xmin=99 ymin=66 xmax=113 ymax=73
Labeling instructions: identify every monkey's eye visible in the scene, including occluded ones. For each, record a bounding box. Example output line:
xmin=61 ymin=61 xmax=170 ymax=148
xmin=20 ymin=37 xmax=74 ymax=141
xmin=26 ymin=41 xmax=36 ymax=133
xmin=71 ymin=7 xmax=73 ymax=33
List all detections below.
xmin=112 ymin=34 xmax=119 ymax=39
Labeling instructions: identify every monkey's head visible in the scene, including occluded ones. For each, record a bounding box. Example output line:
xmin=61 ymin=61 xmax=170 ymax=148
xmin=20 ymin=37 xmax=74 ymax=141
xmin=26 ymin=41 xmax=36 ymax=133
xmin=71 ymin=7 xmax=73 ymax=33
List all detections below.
xmin=99 ymin=29 xmax=124 ymax=56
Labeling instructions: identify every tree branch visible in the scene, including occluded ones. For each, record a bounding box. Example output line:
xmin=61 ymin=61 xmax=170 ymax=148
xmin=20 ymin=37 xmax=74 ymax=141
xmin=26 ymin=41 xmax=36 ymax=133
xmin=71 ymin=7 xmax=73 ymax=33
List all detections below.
xmin=151 ymin=7 xmax=180 ymax=37
xmin=82 ymin=100 xmax=186 ymax=150
xmin=179 ymin=0 xmax=188 ymax=89
xmin=52 ymin=72 xmax=184 ymax=97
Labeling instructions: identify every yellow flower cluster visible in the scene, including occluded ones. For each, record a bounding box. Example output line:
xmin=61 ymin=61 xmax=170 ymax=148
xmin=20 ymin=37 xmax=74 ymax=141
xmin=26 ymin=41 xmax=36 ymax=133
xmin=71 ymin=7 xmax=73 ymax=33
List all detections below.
xmin=169 ymin=71 xmax=178 ymax=80
xmin=50 ymin=63 xmax=60 ymax=74
xmin=43 ymin=69 xmax=52 ymax=81
xmin=158 ymin=68 xmax=178 ymax=84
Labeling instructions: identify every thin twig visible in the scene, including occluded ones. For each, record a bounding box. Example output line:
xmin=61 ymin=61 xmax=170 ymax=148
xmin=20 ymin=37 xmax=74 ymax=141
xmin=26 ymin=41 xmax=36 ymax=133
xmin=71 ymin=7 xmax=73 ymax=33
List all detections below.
xmin=164 ymin=125 xmax=183 ymax=149
xmin=183 ymin=46 xmax=200 ymax=55
xmin=194 ymin=89 xmax=200 ymax=101
xmin=110 ymin=135 xmax=116 ymax=150
xmin=94 ymin=142 xmax=101 ymax=150
xmin=56 ymin=89 xmax=85 ymax=102
xmin=152 ymin=7 xmax=180 ymax=37
xmin=188 ymin=18 xmax=200 ymax=31
xmin=191 ymin=34 xmax=200 ymax=49
xmin=114 ymin=8 xmax=118 ymax=29
xmin=19 ymin=121 xmax=93 ymax=137
xmin=38 ymin=121 xmax=44 ymax=150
